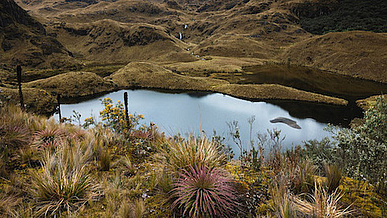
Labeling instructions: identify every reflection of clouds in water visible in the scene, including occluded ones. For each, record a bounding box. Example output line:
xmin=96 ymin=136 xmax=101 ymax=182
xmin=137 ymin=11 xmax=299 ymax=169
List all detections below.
xmin=55 ymin=90 xmax=331 ymax=156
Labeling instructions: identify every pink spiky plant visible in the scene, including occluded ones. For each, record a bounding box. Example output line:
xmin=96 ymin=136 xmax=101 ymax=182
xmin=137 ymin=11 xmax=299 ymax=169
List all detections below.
xmin=32 ymin=128 xmax=64 ymax=150
xmin=171 ymin=164 xmax=237 ymax=218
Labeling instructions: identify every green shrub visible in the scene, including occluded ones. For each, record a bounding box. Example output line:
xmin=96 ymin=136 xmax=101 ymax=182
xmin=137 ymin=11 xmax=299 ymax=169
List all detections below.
xmin=99 ymin=98 xmax=143 ymax=133
xmin=306 ymin=97 xmax=386 ymax=193
xmin=335 ymin=97 xmax=386 ymax=192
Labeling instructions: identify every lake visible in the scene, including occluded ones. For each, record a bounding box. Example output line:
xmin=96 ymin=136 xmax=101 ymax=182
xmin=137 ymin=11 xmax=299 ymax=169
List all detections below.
xmin=55 ymin=89 xmax=336 ymax=157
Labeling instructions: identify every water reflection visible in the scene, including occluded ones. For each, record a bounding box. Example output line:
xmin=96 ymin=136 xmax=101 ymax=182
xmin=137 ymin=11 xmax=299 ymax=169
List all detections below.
xmin=55 ymin=89 xmax=332 ymax=156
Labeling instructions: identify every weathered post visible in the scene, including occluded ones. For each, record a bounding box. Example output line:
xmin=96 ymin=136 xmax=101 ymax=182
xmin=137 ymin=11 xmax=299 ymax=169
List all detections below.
xmin=16 ymin=65 xmax=25 ymax=111
xmin=57 ymin=94 xmax=62 ymax=122
xmin=124 ymin=92 xmax=131 ymax=130
xmin=287 ymin=57 xmax=291 ymax=69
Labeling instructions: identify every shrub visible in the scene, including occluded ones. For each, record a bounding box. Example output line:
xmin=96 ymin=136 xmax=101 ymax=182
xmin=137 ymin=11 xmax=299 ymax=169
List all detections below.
xmin=99 ymin=98 xmax=144 ymax=133
xmin=171 ymin=164 xmax=237 ymax=217
xmin=305 ymin=97 xmax=386 ymax=192
xmin=30 ymin=142 xmax=96 ymax=217
xmin=304 ymin=137 xmax=340 ymax=172
xmin=335 ymin=96 xmax=386 ymax=192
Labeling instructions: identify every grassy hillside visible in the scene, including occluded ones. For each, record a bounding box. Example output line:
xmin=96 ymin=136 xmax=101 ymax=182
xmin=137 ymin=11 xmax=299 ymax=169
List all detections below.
xmin=282 ymin=31 xmax=387 ymax=83
xmin=0 ymin=0 xmax=75 ymax=69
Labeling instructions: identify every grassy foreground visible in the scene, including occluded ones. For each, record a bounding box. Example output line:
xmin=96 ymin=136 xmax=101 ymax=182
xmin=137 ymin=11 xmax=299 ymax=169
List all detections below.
xmin=0 ymin=96 xmax=385 ymax=217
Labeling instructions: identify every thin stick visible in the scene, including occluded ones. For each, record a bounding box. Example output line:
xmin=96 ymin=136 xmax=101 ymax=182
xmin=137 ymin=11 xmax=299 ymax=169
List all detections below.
xmin=57 ymin=94 xmax=62 ymax=122
xmin=124 ymin=92 xmax=131 ymax=130
xmin=17 ymin=65 xmax=25 ymax=111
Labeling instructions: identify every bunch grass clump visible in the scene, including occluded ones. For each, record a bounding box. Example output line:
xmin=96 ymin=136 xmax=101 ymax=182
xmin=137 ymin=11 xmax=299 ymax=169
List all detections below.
xmin=292 ymin=182 xmax=352 ymax=218
xmin=324 ymin=164 xmax=342 ymax=193
xmin=171 ymin=164 xmax=237 ymax=217
xmin=32 ymin=127 xmax=65 ymax=150
xmin=0 ymin=124 xmax=30 ymax=151
xmin=163 ymin=136 xmax=225 ymax=171
xmin=30 ymin=142 xmax=96 ymax=217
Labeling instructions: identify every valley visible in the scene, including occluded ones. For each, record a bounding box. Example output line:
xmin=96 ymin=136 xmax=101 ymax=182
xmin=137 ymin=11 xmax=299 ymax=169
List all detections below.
xmin=0 ymin=0 xmax=385 ymax=112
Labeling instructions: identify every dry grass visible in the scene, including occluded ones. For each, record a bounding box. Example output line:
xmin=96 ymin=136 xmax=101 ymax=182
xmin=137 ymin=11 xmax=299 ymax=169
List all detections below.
xmin=214 ymin=84 xmax=348 ymax=105
xmin=292 ymin=182 xmax=353 ymax=218
xmin=109 ymin=61 xmax=229 ymax=91
xmin=0 ymin=194 xmax=20 ymax=217
xmin=0 ymin=87 xmax=56 ymax=114
xmin=24 ymin=71 xmax=117 ymax=99
xmin=165 ymin=56 xmax=261 ymax=74
xmin=270 ymin=174 xmax=297 ymax=218
xmin=324 ymin=164 xmax=342 ymax=193
xmin=162 ymin=136 xmax=226 ymax=172
xmin=282 ymin=31 xmax=387 ymax=83
xmin=30 ymin=142 xmax=97 ymax=217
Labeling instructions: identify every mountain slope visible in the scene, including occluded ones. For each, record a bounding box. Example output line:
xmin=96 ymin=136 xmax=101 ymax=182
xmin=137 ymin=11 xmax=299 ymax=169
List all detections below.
xmin=282 ymin=31 xmax=387 ymax=83
xmin=0 ymin=0 xmax=75 ymax=69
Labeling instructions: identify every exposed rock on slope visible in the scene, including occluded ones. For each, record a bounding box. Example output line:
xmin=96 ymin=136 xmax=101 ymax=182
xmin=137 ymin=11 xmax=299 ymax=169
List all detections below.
xmin=282 ymin=31 xmax=387 ymax=83
xmin=0 ymin=0 xmax=75 ymax=69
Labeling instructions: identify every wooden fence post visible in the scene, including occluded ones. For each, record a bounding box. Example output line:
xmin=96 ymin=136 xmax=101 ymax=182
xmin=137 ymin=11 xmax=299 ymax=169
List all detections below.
xmin=124 ymin=92 xmax=131 ymax=130
xmin=57 ymin=94 xmax=62 ymax=122
xmin=17 ymin=65 xmax=25 ymax=111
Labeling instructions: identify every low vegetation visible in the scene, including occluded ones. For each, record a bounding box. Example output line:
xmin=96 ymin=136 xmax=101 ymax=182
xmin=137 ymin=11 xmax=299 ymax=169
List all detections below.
xmin=0 ymin=96 xmax=385 ymax=217
xmin=293 ymin=0 xmax=387 ymax=34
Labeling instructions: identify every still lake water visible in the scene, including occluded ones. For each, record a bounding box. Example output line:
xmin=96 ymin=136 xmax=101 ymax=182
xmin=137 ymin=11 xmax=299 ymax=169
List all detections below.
xmin=55 ymin=89 xmax=332 ymax=156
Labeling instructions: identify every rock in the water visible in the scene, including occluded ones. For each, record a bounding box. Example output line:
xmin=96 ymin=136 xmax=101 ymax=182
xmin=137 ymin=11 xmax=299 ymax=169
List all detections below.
xmin=270 ymin=117 xmax=301 ymax=129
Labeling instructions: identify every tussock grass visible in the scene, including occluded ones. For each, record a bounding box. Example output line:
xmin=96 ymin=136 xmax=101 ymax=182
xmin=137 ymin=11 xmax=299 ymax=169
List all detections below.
xmin=292 ymin=182 xmax=353 ymax=218
xmin=162 ymin=136 xmax=226 ymax=172
xmin=30 ymin=142 xmax=97 ymax=217
xmin=324 ymin=164 xmax=342 ymax=193
xmin=0 ymin=194 xmax=20 ymax=217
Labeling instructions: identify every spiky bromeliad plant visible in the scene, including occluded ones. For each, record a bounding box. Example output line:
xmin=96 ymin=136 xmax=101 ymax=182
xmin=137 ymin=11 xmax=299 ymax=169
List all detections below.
xmin=31 ymin=142 xmax=96 ymax=217
xmin=171 ymin=164 xmax=237 ymax=218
